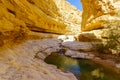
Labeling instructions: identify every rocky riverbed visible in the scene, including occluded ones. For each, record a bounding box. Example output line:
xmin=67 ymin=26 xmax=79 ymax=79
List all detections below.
xmin=0 ymin=34 xmax=120 ymax=80
xmin=0 ymin=37 xmax=77 ymax=80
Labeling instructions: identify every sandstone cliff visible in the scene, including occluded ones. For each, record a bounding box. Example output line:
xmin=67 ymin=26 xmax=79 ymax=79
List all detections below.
xmin=81 ymin=0 xmax=120 ymax=31
xmin=0 ymin=0 xmax=82 ymax=80
xmin=0 ymin=0 xmax=82 ymax=46
xmin=0 ymin=0 xmax=120 ymax=80
xmin=54 ymin=0 xmax=82 ymax=33
xmin=81 ymin=0 xmax=120 ymax=54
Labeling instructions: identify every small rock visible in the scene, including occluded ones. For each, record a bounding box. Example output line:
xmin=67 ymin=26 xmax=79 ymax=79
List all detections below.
xmin=36 ymin=52 xmax=46 ymax=59
xmin=87 ymin=54 xmax=95 ymax=59
xmin=94 ymin=57 xmax=101 ymax=60
xmin=116 ymin=64 xmax=120 ymax=68
xmin=43 ymin=47 xmax=60 ymax=55
xmin=65 ymin=49 xmax=78 ymax=56
xmin=58 ymin=35 xmax=76 ymax=42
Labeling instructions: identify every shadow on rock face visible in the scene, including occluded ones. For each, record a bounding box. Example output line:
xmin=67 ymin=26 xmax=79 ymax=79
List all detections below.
xmin=0 ymin=40 xmax=4 ymax=46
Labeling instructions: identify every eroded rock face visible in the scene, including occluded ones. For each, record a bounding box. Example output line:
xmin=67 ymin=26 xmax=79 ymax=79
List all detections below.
xmin=0 ymin=38 xmax=77 ymax=80
xmin=55 ymin=0 xmax=82 ymax=33
xmin=81 ymin=0 xmax=120 ymax=31
xmin=81 ymin=0 xmax=120 ymax=54
xmin=0 ymin=0 xmax=66 ymax=34
xmin=0 ymin=35 xmax=100 ymax=80
xmin=0 ymin=0 xmax=81 ymax=46
xmin=0 ymin=0 xmax=82 ymax=80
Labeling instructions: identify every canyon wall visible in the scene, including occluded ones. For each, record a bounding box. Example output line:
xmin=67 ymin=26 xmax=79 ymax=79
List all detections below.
xmin=0 ymin=0 xmax=81 ymax=80
xmin=54 ymin=0 xmax=82 ymax=33
xmin=0 ymin=0 xmax=81 ymax=46
xmin=81 ymin=0 xmax=120 ymax=31
xmin=81 ymin=0 xmax=120 ymax=54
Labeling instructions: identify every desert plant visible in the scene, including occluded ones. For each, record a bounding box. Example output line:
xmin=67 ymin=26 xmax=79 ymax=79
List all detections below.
xmin=96 ymin=24 xmax=120 ymax=54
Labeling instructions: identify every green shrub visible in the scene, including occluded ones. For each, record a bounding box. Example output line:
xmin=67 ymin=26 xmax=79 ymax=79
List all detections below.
xmin=96 ymin=24 xmax=120 ymax=54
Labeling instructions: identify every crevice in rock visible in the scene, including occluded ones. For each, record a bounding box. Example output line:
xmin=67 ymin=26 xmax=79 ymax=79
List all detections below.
xmin=27 ymin=0 xmax=35 ymax=4
xmin=7 ymin=8 xmax=16 ymax=16
xmin=26 ymin=24 xmax=63 ymax=35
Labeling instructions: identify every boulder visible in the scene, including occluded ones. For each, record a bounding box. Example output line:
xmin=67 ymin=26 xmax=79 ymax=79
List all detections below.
xmin=62 ymin=41 xmax=97 ymax=51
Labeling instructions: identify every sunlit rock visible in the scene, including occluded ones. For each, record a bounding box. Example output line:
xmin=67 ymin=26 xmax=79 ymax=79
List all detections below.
xmin=54 ymin=0 xmax=82 ymax=33
xmin=0 ymin=38 xmax=77 ymax=80
xmin=81 ymin=0 xmax=120 ymax=31
xmin=0 ymin=0 xmax=81 ymax=46
xmin=81 ymin=0 xmax=120 ymax=54
xmin=116 ymin=64 xmax=120 ymax=68
xmin=76 ymin=32 xmax=102 ymax=42
xmin=62 ymin=41 xmax=96 ymax=51
xmin=0 ymin=0 xmax=82 ymax=79
xmin=58 ymin=35 xmax=76 ymax=42
xmin=65 ymin=49 xmax=95 ymax=59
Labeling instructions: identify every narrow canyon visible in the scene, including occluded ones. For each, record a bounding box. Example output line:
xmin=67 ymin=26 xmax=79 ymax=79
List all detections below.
xmin=0 ymin=0 xmax=120 ymax=80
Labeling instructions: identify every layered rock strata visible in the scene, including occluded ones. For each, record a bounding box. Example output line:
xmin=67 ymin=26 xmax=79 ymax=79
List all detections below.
xmin=0 ymin=38 xmax=77 ymax=80
xmin=0 ymin=0 xmax=82 ymax=80
xmin=81 ymin=0 xmax=120 ymax=54
xmin=81 ymin=0 xmax=120 ymax=31
xmin=0 ymin=0 xmax=81 ymax=47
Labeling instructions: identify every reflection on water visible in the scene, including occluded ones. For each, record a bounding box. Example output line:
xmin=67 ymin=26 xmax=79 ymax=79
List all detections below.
xmin=44 ymin=52 xmax=80 ymax=79
xmin=45 ymin=53 xmax=120 ymax=80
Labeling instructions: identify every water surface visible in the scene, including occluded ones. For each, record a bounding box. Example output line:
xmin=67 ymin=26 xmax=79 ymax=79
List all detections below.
xmin=45 ymin=52 xmax=120 ymax=80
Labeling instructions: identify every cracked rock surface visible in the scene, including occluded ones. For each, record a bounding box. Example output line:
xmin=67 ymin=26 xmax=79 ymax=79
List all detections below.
xmin=0 ymin=35 xmax=99 ymax=80
xmin=0 ymin=38 xmax=77 ymax=80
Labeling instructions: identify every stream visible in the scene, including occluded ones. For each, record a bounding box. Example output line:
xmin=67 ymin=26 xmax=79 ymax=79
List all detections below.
xmin=45 ymin=52 xmax=120 ymax=80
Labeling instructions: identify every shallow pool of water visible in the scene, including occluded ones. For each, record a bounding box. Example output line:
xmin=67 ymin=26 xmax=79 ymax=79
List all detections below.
xmin=45 ymin=52 xmax=120 ymax=80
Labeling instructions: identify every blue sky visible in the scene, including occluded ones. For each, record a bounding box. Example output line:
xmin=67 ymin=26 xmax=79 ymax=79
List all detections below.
xmin=67 ymin=0 xmax=82 ymax=10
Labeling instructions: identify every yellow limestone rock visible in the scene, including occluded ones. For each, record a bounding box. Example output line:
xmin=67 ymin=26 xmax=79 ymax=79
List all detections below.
xmin=0 ymin=0 xmax=66 ymax=34
xmin=55 ymin=0 xmax=82 ymax=33
xmin=81 ymin=0 xmax=120 ymax=54
xmin=81 ymin=0 xmax=120 ymax=31
xmin=0 ymin=0 xmax=81 ymax=80
xmin=0 ymin=0 xmax=81 ymax=46
xmin=0 ymin=0 xmax=82 ymax=34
